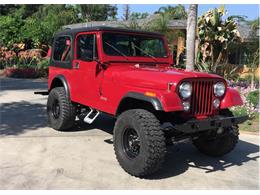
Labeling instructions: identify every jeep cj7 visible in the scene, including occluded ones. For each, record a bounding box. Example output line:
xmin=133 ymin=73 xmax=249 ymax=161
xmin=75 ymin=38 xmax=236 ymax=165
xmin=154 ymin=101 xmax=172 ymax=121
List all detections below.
xmin=35 ymin=26 xmax=248 ymax=178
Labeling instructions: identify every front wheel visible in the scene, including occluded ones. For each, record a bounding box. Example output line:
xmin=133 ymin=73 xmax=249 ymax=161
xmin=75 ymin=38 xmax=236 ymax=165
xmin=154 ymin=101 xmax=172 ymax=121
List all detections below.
xmin=113 ymin=109 xmax=166 ymax=178
xmin=193 ymin=109 xmax=239 ymax=157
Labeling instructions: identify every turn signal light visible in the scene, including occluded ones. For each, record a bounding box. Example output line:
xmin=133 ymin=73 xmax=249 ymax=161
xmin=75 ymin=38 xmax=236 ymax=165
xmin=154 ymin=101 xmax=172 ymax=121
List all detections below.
xmin=183 ymin=101 xmax=190 ymax=111
xmin=145 ymin=92 xmax=156 ymax=97
xmin=213 ymin=99 xmax=220 ymax=108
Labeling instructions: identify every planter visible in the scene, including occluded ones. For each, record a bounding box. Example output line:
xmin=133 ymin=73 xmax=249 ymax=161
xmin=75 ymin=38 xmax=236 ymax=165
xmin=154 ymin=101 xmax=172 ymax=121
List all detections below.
xmin=3 ymin=67 xmax=48 ymax=78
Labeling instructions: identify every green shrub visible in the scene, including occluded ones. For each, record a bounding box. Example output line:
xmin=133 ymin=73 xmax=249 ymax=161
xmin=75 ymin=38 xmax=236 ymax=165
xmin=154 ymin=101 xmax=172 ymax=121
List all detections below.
xmin=231 ymin=106 xmax=248 ymax=117
xmin=246 ymin=90 xmax=259 ymax=108
xmin=37 ymin=59 xmax=49 ymax=69
xmin=0 ymin=15 xmax=24 ymax=47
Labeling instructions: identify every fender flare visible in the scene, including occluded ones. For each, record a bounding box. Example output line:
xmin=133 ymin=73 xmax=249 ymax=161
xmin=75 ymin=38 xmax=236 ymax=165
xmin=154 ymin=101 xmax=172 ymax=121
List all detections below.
xmin=221 ymin=87 xmax=243 ymax=109
xmin=116 ymin=92 xmax=164 ymax=115
xmin=50 ymin=75 xmax=70 ymax=98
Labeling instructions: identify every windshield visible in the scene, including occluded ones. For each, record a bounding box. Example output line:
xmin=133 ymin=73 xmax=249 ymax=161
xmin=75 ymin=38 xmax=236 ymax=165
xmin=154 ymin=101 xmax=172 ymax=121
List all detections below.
xmin=102 ymin=32 xmax=167 ymax=58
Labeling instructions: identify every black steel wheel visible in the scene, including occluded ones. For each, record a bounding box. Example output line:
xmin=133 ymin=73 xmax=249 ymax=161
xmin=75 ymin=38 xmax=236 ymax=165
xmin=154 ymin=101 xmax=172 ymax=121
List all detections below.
xmin=123 ymin=127 xmax=140 ymax=159
xmin=52 ymin=99 xmax=60 ymax=119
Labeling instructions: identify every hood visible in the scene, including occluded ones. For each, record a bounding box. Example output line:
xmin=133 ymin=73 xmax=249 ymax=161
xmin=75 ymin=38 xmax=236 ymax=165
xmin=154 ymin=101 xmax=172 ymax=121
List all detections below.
xmin=108 ymin=64 xmax=223 ymax=90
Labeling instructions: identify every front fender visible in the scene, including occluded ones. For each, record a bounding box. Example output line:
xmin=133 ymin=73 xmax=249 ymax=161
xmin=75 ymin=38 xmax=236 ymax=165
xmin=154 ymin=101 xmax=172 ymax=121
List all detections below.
xmin=220 ymin=87 xmax=243 ymax=109
xmin=116 ymin=91 xmax=184 ymax=115
xmin=124 ymin=92 xmax=164 ymax=111
xmin=158 ymin=92 xmax=183 ymax=112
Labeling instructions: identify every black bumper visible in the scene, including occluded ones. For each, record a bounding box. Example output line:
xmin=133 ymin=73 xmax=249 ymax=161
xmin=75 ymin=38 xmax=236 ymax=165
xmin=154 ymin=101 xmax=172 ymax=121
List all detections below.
xmin=173 ymin=115 xmax=248 ymax=133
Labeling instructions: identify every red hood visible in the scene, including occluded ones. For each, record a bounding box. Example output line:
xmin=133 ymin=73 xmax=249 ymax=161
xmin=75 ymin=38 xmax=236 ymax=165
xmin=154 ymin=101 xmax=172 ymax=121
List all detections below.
xmin=107 ymin=64 xmax=223 ymax=90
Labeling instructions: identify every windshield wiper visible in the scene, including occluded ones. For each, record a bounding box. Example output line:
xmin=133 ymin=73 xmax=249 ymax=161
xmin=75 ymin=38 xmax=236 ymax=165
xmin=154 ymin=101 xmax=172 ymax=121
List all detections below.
xmin=132 ymin=43 xmax=158 ymax=62
xmin=104 ymin=41 xmax=128 ymax=60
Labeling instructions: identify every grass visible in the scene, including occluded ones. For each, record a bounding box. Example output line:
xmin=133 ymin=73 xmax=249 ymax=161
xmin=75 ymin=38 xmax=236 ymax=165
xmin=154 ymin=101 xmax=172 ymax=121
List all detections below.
xmin=239 ymin=114 xmax=259 ymax=133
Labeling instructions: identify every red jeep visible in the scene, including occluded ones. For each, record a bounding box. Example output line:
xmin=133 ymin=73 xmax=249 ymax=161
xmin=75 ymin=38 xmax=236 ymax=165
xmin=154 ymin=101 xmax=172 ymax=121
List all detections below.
xmin=41 ymin=26 xmax=247 ymax=177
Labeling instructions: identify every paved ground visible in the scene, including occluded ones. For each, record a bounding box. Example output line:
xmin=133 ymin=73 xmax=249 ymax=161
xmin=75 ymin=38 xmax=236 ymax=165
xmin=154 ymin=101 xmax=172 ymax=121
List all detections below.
xmin=0 ymin=77 xmax=259 ymax=189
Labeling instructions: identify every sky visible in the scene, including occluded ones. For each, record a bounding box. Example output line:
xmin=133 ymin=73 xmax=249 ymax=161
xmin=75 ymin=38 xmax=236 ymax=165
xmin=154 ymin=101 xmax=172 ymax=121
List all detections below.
xmin=117 ymin=4 xmax=259 ymax=20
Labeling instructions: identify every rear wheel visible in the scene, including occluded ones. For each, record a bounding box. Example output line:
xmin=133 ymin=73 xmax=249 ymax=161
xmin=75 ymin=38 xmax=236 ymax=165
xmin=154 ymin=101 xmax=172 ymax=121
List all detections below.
xmin=113 ymin=109 xmax=166 ymax=177
xmin=193 ymin=109 xmax=239 ymax=157
xmin=47 ymin=87 xmax=75 ymax=131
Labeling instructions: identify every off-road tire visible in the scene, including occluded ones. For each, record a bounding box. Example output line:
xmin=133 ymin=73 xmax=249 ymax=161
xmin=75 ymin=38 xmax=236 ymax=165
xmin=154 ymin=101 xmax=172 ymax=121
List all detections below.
xmin=47 ymin=87 xmax=75 ymax=131
xmin=113 ymin=109 xmax=166 ymax=178
xmin=193 ymin=109 xmax=239 ymax=157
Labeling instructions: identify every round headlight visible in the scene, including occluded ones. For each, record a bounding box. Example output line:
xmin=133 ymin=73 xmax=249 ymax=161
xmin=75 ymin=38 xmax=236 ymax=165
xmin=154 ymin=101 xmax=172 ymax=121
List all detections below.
xmin=214 ymin=82 xmax=225 ymax=97
xmin=179 ymin=82 xmax=192 ymax=99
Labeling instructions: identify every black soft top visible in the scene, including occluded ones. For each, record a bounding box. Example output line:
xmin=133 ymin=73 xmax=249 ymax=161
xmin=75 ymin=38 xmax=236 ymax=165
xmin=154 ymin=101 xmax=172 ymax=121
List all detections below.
xmin=54 ymin=26 xmax=164 ymax=37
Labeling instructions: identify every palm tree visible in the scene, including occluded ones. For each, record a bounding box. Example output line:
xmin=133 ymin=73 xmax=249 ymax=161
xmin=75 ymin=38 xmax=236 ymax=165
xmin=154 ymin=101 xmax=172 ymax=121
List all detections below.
xmin=77 ymin=5 xmax=117 ymax=21
xmin=150 ymin=13 xmax=170 ymax=34
xmin=156 ymin=5 xmax=187 ymax=19
xmin=186 ymin=4 xmax=198 ymax=71
xmin=123 ymin=4 xmax=130 ymax=21
xmin=196 ymin=6 xmax=241 ymax=74
xmin=247 ymin=18 xmax=259 ymax=89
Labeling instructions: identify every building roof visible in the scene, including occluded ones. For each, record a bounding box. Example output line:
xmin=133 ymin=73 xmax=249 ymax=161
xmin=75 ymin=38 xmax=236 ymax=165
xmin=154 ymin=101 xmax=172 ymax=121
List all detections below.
xmin=168 ymin=20 xmax=187 ymax=29
xmin=237 ymin=21 xmax=257 ymax=41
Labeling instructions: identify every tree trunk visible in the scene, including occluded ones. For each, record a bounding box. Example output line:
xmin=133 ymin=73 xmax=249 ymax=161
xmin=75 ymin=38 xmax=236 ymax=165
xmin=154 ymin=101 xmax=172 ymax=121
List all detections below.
xmin=123 ymin=5 xmax=130 ymax=21
xmin=186 ymin=4 xmax=198 ymax=71
xmin=194 ymin=39 xmax=199 ymax=63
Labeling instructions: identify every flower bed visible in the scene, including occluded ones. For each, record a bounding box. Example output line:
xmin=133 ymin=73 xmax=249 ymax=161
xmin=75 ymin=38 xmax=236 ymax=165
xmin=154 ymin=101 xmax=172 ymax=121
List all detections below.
xmin=2 ymin=67 xmax=48 ymax=78
xmin=0 ymin=46 xmax=17 ymax=68
xmin=0 ymin=45 xmax=49 ymax=78
xmin=229 ymin=83 xmax=259 ymax=132
xmin=230 ymin=86 xmax=259 ymax=116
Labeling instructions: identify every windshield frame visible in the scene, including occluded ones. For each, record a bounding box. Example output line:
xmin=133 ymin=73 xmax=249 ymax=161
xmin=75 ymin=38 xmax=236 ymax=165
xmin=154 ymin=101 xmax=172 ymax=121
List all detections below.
xmin=101 ymin=31 xmax=169 ymax=61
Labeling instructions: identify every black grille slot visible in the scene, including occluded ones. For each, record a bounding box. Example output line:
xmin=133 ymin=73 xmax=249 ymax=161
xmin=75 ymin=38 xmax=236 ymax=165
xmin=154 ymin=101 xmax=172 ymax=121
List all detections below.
xmin=190 ymin=80 xmax=214 ymax=115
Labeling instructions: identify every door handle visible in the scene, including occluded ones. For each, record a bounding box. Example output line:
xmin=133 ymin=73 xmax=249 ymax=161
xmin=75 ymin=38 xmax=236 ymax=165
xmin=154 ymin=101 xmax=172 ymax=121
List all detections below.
xmin=74 ymin=62 xmax=80 ymax=69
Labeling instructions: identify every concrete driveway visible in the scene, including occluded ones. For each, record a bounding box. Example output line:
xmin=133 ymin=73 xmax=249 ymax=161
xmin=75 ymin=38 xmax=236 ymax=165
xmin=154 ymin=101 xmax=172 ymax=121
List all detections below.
xmin=0 ymin=77 xmax=259 ymax=189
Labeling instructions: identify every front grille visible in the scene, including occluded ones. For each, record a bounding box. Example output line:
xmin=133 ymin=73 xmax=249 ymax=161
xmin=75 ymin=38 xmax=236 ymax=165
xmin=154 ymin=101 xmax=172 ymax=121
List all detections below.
xmin=190 ymin=79 xmax=215 ymax=116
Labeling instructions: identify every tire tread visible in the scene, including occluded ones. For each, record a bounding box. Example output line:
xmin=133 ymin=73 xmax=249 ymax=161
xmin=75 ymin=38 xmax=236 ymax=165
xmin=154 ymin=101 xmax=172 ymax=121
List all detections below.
xmin=47 ymin=87 xmax=75 ymax=131
xmin=114 ymin=109 xmax=166 ymax=177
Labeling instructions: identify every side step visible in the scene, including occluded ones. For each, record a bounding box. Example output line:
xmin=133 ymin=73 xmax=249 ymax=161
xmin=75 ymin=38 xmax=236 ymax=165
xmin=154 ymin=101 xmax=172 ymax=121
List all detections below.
xmin=83 ymin=108 xmax=100 ymax=124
